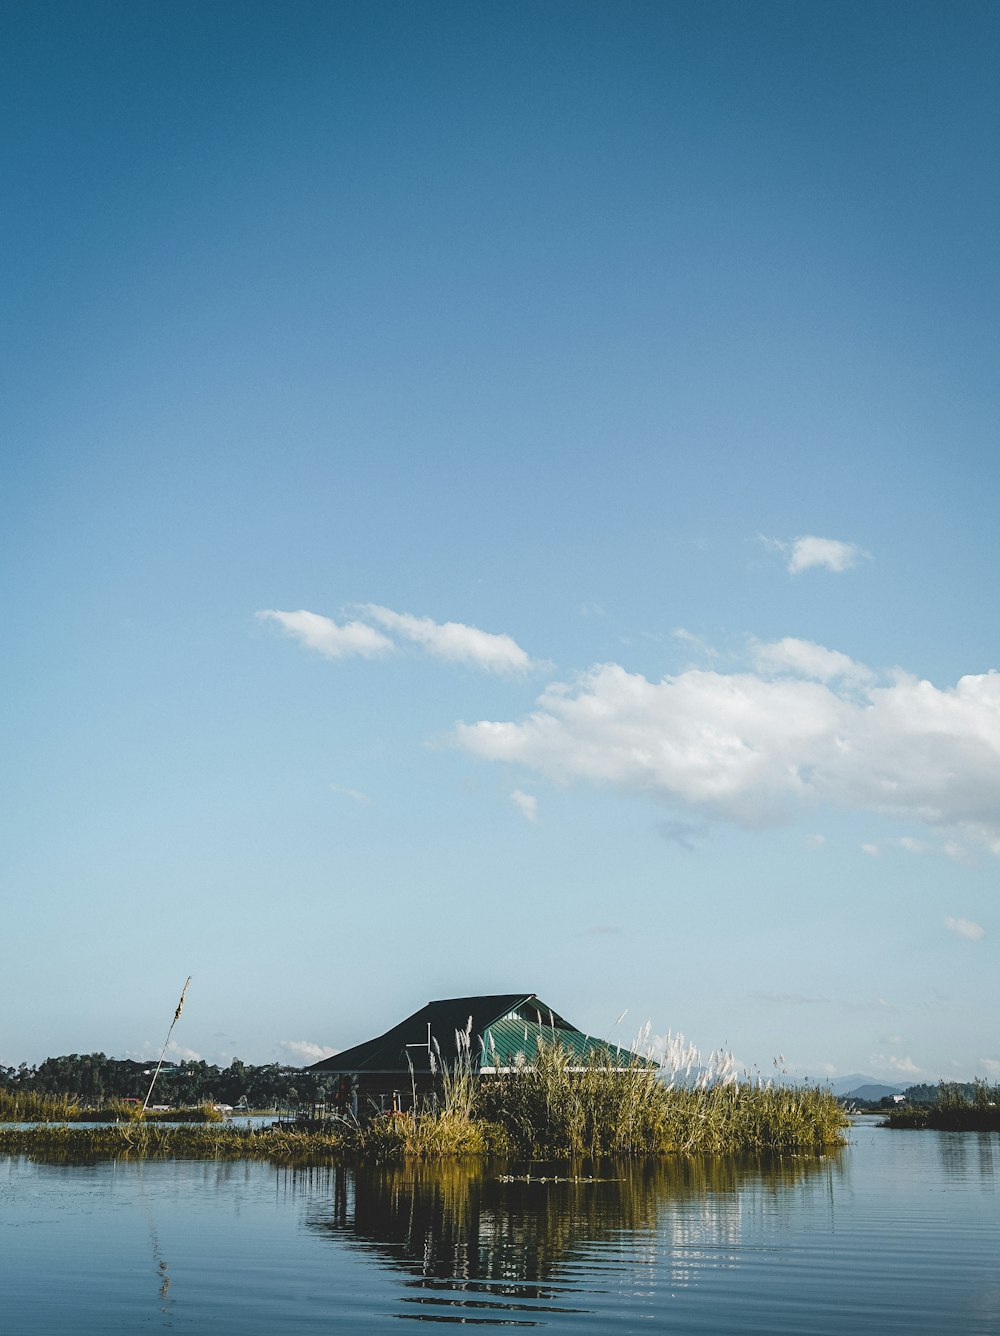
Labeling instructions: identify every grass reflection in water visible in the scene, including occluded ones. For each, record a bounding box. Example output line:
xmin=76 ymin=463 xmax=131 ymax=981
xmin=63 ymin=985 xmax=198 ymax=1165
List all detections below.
xmin=302 ymin=1154 xmax=843 ymax=1324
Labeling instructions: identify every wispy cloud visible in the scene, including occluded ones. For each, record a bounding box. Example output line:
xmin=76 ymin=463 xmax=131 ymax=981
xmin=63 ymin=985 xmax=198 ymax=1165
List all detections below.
xmin=166 ymin=1041 xmax=202 ymax=1061
xmin=673 ymin=627 xmax=718 ymax=660
xmin=260 ymin=603 xmax=537 ymax=674
xmin=753 ymin=637 xmax=873 ymax=686
xmin=760 ymin=534 xmax=867 ymax=574
xmin=896 ymin=836 xmax=929 ymax=854
xmin=657 ymin=817 xmax=708 ymax=850
xmin=278 ymin=1040 xmax=339 ymax=1063
xmin=510 ymin=789 xmax=538 ymax=822
xmin=787 ymin=535 xmax=867 ymax=574
xmin=944 ymin=916 xmax=985 ymax=940
xmin=881 ymin=1055 xmax=922 ymax=1076
xmin=455 ymin=650 xmax=1000 ymax=850
xmin=362 ymin=604 xmax=535 ymax=673
xmin=751 ymin=991 xmax=896 ymax=1015
xmin=258 ymin=609 xmax=393 ymax=658
xmin=331 ymin=784 xmax=371 ymax=805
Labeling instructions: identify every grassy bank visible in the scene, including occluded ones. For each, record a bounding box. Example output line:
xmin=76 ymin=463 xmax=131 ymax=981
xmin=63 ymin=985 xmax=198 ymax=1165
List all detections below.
xmin=0 ymin=1090 xmax=226 ymax=1124
xmin=1 ymin=1041 xmax=847 ymax=1163
xmin=884 ymin=1080 xmax=1000 ymax=1132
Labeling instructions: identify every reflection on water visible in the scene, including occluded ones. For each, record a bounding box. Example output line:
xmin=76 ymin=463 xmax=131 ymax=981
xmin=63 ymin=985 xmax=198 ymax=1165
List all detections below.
xmin=937 ymin=1128 xmax=997 ymax=1185
xmin=303 ymin=1155 xmax=842 ymax=1323
xmin=4 ymin=1132 xmax=999 ymax=1333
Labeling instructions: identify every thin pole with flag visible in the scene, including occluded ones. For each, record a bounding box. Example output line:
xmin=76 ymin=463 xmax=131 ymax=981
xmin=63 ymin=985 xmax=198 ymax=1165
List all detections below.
xmin=142 ymin=977 xmax=191 ymax=1112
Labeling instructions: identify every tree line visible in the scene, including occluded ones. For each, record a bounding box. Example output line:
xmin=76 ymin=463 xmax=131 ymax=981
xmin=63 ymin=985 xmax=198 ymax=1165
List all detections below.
xmin=0 ymin=1053 xmax=331 ymax=1108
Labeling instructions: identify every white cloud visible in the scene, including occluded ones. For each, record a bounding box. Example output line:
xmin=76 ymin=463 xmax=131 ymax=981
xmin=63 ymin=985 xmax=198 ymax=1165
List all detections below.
xmin=166 ymin=1041 xmax=202 ymax=1061
xmin=896 ymin=836 xmax=929 ymax=854
xmin=455 ymin=654 xmax=1000 ymax=848
xmin=787 ymin=535 xmax=866 ymax=574
xmin=362 ymin=604 xmax=534 ymax=673
xmin=806 ymin=833 xmax=827 ymax=848
xmin=944 ymin=916 xmax=986 ymax=941
xmin=753 ymin=637 xmax=872 ymax=685
xmin=870 ymin=1052 xmax=922 ymax=1077
xmin=885 ymin=1055 xmax=922 ymax=1075
xmin=981 ymin=1057 xmax=1000 ymax=1077
xmin=861 ymin=843 xmax=881 ymax=857
xmin=279 ymin=1040 xmax=340 ymax=1063
xmin=510 ymin=789 xmax=538 ymax=822
xmin=258 ymin=609 xmax=393 ymax=659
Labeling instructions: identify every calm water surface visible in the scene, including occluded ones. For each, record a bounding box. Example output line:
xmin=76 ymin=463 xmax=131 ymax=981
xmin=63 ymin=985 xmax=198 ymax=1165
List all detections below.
xmin=2 ymin=1123 xmax=998 ymax=1333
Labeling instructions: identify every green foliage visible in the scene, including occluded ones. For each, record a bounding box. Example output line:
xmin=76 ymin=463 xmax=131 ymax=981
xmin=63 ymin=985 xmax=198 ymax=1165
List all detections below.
xmin=0 ymin=1053 xmax=308 ymax=1110
xmin=885 ymin=1079 xmax=1000 ymax=1131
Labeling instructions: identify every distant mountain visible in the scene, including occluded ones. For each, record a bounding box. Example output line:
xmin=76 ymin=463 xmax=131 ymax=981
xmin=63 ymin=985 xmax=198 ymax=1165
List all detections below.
xmin=843 ymin=1083 xmax=905 ymax=1101
xmin=826 ymin=1073 xmax=904 ymax=1099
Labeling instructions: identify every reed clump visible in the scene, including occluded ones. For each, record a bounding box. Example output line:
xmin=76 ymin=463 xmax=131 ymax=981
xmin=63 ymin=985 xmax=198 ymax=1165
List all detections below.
xmin=474 ymin=1039 xmax=846 ymax=1157
xmin=0 ymin=1089 xmax=80 ymax=1122
xmin=884 ymin=1079 xmax=1000 ymax=1132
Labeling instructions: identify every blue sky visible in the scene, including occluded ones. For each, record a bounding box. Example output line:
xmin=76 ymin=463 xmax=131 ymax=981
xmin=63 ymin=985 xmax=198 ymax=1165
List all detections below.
xmin=3 ymin=1 xmax=998 ymax=1082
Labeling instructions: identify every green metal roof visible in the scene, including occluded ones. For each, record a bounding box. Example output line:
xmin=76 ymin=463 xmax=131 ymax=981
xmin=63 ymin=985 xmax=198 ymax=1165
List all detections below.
xmin=479 ymin=1017 xmax=639 ymax=1069
xmin=307 ymin=994 xmax=651 ymax=1075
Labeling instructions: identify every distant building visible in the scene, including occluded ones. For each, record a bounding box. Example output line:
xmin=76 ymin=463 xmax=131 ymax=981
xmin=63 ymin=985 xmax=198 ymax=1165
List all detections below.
xmin=307 ymin=992 xmax=647 ymax=1114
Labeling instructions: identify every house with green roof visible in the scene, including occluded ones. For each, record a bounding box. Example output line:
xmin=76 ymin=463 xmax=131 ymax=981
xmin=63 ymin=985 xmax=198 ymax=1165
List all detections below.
xmin=308 ymin=992 xmax=648 ymax=1114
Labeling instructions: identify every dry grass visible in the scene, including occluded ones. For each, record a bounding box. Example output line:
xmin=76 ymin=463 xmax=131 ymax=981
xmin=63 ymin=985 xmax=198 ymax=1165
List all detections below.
xmin=1 ymin=1026 xmax=847 ymax=1161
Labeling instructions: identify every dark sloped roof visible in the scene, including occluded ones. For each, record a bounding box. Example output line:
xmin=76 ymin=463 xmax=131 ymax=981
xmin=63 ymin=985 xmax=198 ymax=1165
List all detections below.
xmin=308 ymin=994 xmax=532 ymax=1074
xmin=307 ymin=993 xmax=651 ymax=1074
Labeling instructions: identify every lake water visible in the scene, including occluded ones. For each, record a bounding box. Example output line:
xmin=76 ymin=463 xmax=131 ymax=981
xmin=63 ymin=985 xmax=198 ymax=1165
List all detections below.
xmin=2 ymin=1122 xmax=998 ymax=1333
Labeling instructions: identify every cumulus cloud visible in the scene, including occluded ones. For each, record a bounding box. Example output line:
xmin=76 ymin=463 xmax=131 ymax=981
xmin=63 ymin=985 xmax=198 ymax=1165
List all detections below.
xmin=944 ymin=916 xmax=986 ymax=940
xmin=510 ymin=789 xmax=538 ymax=822
xmin=362 ymin=604 xmax=534 ymax=673
xmin=786 ymin=535 xmax=866 ymax=574
xmin=258 ymin=609 xmax=393 ymax=658
xmin=279 ymin=1040 xmax=340 ymax=1063
xmin=455 ymin=649 xmax=1000 ymax=849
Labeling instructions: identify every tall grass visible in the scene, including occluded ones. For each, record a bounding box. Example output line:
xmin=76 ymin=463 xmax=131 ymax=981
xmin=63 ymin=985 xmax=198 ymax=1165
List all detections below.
xmin=0 ymin=1089 xmax=79 ymax=1122
xmin=475 ymin=1036 xmax=846 ymax=1157
xmin=0 ymin=1026 xmax=847 ymax=1161
xmin=350 ymin=1025 xmax=846 ymax=1160
xmin=885 ymin=1079 xmax=1000 ymax=1132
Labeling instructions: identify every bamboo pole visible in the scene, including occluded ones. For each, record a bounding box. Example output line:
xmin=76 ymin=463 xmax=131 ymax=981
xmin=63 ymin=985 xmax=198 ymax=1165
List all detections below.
xmin=142 ymin=977 xmax=191 ymax=1112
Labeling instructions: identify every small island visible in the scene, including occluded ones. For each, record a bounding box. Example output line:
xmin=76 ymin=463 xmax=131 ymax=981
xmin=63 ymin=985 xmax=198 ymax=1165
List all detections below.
xmin=0 ymin=993 xmax=848 ymax=1163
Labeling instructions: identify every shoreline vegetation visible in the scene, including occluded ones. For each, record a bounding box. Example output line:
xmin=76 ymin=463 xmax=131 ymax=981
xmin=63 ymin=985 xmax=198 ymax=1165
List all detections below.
xmin=883 ymin=1080 xmax=1000 ymax=1132
xmin=0 ymin=1041 xmax=849 ymax=1164
xmin=0 ymin=1091 xmax=230 ymax=1124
